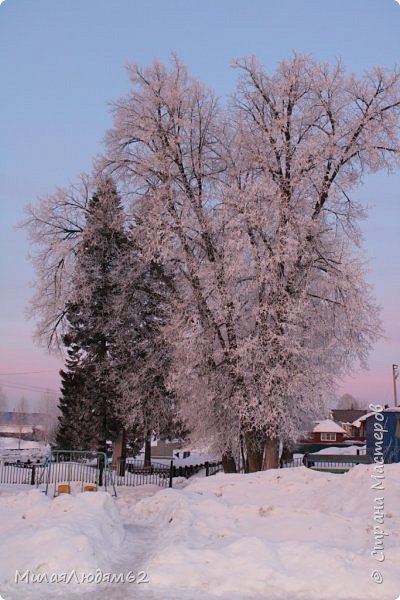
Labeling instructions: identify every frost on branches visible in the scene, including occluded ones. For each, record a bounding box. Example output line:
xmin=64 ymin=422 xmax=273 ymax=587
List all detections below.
xmin=23 ymin=175 xmax=93 ymax=353
xmin=104 ymin=54 xmax=400 ymax=470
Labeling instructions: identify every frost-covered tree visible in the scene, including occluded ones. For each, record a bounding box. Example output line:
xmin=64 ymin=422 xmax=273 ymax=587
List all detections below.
xmin=336 ymin=394 xmax=360 ymax=410
xmin=0 ymin=385 xmax=7 ymax=412
xmin=38 ymin=389 xmax=59 ymax=445
xmin=15 ymin=396 xmax=27 ymax=449
xmin=227 ymin=54 xmax=400 ymax=466
xmin=103 ymin=57 xmax=243 ymax=470
xmin=104 ymin=55 xmax=400 ymax=470
xmin=23 ymin=175 xmax=92 ymax=353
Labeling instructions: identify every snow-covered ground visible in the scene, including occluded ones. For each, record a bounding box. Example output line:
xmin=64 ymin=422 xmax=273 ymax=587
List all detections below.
xmin=1 ymin=464 xmax=399 ymax=599
xmin=0 ymin=488 xmax=123 ymax=584
xmin=0 ymin=438 xmax=49 ymax=462
xmin=0 ymin=438 xmax=43 ymax=450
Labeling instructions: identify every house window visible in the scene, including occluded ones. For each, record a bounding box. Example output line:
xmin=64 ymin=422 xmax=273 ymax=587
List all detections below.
xmin=321 ymin=432 xmax=336 ymax=441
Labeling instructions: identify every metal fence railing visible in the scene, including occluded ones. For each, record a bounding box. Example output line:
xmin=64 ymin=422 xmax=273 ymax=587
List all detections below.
xmin=1 ymin=450 xmax=381 ymax=485
xmin=110 ymin=459 xmax=224 ymax=488
xmin=279 ymin=449 xmax=371 ymax=472
xmin=110 ymin=459 xmax=170 ymax=488
xmin=169 ymin=460 xmax=223 ymax=480
xmin=0 ymin=456 xmax=224 ymax=489
xmin=302 ymin=453 xmax=372 ymax=472
xmin=280 ymin=457 xmax=304 ymax=469
xmin=0 ymin=460 xmax=44 ymax=485
xmin=41 ymin=461 xmax=99 ymax=484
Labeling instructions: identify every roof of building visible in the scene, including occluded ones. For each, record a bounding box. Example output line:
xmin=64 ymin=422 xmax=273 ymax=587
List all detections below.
xmin=0 ymin=412 xmax=50 ymax=426
xmin=313 ymin=419 xmax=347 ymax=434
xmin=331 ymin=409 xmax=367 ymax=424
xmin=353 ymin=406 xmax=400 ymax=427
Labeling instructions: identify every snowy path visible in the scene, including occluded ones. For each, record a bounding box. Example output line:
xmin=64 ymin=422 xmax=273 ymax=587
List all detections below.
xmin=4 ymin=523 xmax=160 ymax=600
xmin=0 ymin=485 xmax=209 ymax=600
xmin=5 ymin=522 xmax=210 ymax=600
xmin=44 ymin=523 xmax=165 ymax=600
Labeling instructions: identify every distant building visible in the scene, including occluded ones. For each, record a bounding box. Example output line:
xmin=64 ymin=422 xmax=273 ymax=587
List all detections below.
xmin=0 ymin=412 xmax=52 ymax=441
xmin=297 ymin=409 xmax=373 ymax=452
xmin=150 ymin=438 xmax=181 ymax=459
xmin=311 ymin=419 xmax=348 ymax=444
xmin=331 ymin=409 xmax=367 ymax=440
xmin=298 ymin=419 xmax=349 ymax=450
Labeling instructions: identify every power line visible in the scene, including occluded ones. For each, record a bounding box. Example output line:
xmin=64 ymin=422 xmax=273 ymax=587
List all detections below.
xmin=0 ymin=370 xmax=58 ymax=375
xmin=0 ymin=381 xmax=58 ymax=394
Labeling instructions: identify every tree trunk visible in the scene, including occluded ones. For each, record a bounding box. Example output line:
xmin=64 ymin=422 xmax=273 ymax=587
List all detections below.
xmin=222 ymin=451 xmax=237 ymax=473
xmin=98 ymin=452 xmax=105 ymax=487
xmin=245 ymin=430 xmax=264 ymax=472
xmin=112 ymin=428 xmax=127 ymax=477
xmin=279 ymin=444 xmax=292 ymax=468
xmin=143 ymin=432 xmax=151 ymax=468
xmin=263 ymin=435 xmax=279 ymax=470
xmin=240 ymin=434 xmax=248 ymax=473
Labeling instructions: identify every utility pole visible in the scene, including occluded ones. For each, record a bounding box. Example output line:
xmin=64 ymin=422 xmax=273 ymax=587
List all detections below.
xmin=392 ymin=364 xmax=399 ymax=407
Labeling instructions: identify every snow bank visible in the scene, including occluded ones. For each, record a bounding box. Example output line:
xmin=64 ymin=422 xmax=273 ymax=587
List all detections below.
xmin=1 ymin=468 xmax=398 ymax=599
xmin=314 ymin=444 xmax=366 ymax=455
xmin=0 ymin=488 xmax=124 ymax=591
xmin=126 ymin=466 xmax=400 ymax=599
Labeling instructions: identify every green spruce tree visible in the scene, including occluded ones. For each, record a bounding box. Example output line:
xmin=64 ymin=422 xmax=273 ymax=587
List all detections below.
xmin=55 ymin=177 xmax=178 ymax=457
xmin=55 ymin=342 xmax=99 ymax=449
xmin=56 ymin=178 xmax=127 ymax=452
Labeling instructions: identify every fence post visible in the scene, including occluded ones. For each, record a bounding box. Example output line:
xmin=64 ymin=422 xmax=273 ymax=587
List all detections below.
xmin=169 ymin=460 xmax=173 ymax=488
xmin=30 ymin=465 xmax=36 ymax=486
xmin=205 ymin=461 xmax=209 ymax=477
xmin=98 ymin=455 xmax=104 ymax=487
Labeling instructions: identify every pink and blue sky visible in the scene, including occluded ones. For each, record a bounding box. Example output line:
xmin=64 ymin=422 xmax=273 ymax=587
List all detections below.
xmin=0 ymin=0 xmax=399 ymax=409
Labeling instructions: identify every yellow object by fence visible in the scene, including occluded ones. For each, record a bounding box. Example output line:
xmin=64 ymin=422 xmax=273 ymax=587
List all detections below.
xmin=57 ymin=483 xmax=71 ymax=495
xmin=83 ymin=484 xmax=97 ymax=492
